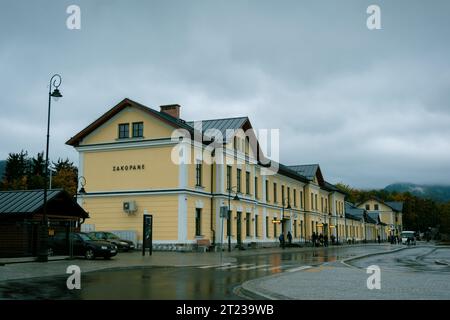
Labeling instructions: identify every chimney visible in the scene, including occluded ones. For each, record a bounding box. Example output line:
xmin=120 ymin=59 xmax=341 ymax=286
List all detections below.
xmin=160 ymin=104 xmax=181 ymax=119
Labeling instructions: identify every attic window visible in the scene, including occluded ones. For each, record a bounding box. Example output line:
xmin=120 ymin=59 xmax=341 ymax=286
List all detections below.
xmin=118 ymin=123 xmax=129 ymax=139
xmin=132 ymin=122 xmax=144 ymax=138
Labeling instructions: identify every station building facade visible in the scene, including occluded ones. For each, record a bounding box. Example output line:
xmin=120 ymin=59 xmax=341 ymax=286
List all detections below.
xmin=67 ymin=98 xmax=384 ymax=250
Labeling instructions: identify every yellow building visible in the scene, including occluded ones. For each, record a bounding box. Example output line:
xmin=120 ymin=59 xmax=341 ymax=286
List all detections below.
xmin=357 ymin=197 xmax=403 ymax=240
xmin=67 ymin=98 xmax=351 ymax=250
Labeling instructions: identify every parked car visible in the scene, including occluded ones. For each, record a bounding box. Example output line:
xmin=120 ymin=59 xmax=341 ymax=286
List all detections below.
xmin=88 ymin=231 xmax=135 ymax=251
xmin=49 ymin=232 xmax=118 ymax=260
xmin=401 ymin=231 xmax=417 ymax=245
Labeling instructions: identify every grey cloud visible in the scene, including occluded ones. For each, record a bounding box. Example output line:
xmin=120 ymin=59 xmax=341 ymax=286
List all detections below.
xmin=0 ymin=0 xmax=449 ymax=188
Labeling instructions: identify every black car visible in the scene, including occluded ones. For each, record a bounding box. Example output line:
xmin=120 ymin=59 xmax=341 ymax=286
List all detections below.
xmin=49 ymin=232 xmax=118 ymax=260
xmin=88 ymin=231 xmax=135 ymax=252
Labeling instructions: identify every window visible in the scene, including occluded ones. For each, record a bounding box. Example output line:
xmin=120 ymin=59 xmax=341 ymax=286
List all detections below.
xmin=273 ymin=219 xmax=277 ymax=238
xmin=255 ymin=215 xmax=259 ymax=237
xmin=300 ymin=191 xmax=303 ymax=208
xmin=245 ymin=172 xmax=250 ymax=194
xmin=311 ymin=193 xmax=314 ymax=210
xmin=265 ymin=180 xmax=269 ymax=201
xmin=273 ymin=183 xmax=277 ymax=203
xmin=226 ymin=165 xmax=232 ymax=191
xmin=294 ymin=221 xmax=297 ymax=238
xmin=325 ymin=198 xmax=328 ymax=213
xmin=315 ymin=194 xmax=318 ymax=211
xmin=281 ymin=185 xmax=285 ymax=205
xmin=195 ymin=162 xmax=202 ymax=186
xmin=366 ymin=204 xmax=370 ymax=210
xmin=254 ymin=177 xmax=258 ymax=199
xmin=234 ymin=136 xmax=238 ymax=151
xmin=118 ymin=123 xmax=129 ymax=139
xmin=237 ymin=169 xmax=242 ymax=193
xmin=246 ymin=212 xmax=251 ymax=237
xmin=287 ymin=187 xmax=290 ymax=206
xmin=266 ymin=216 xmax=269 ymax=237
xmin=294 ymin=189 xmax=297 ymax=207
xmin=132 ymin=122 xmax=144 ymax=138
xmin=321 ymin=197 xmax=324 ymax=213
xmin=300 ymin=221 xmax=303 ymax=238
xmin=195 ymin=208 xmax=202 ymax=236
xmin=374 ymin=204 xmax=379 ymax=211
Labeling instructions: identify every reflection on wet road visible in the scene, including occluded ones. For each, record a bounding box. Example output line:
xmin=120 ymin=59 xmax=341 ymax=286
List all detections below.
xmin=0 ymin=245 xmax=400 ymax=300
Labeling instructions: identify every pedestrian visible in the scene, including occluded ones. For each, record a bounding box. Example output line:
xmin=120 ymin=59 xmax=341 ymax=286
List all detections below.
xmin=279 ymin=233 xmax=285 ymax=249
xmin=312 ymin=232 xmax=316 ymax=247
xmin=319 ymin=233 xmax=324 ymax=247
xmin=287 ymin=231 xmax=292 ymax=246
xmin=324 ymin=234 xmax=328 ymax=247
xmin=377 ymin=235 xmax=381 ymax=244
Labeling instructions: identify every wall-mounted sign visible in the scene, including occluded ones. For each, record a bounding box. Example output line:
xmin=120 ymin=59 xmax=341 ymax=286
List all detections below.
xmin=113 ymin=164 xmax=145 ymax=172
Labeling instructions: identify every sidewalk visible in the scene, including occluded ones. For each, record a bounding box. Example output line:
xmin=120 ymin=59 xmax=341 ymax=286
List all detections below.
xmin=241 ymin=245 xmax=450 ymax=300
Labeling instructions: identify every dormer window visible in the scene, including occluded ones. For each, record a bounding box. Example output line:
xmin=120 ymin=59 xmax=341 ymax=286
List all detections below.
xmin=132 ymin=122 xmax=144 ymax=138
xmin=118 ymin=123 xmax=129 ymax=139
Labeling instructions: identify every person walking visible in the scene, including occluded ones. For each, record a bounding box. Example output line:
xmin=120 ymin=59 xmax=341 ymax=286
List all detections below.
xmin=319 ymin=233 xmax=324 ymax=247
xmin=279 ymin=233 xmax=285 ymax=249
xmin=287 ymin=231 xmax=292 ymax=247
xmin=312 ymin=232 xmax=316 ymax=247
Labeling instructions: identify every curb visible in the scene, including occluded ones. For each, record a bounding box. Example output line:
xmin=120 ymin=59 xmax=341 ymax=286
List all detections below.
xmin=340 ymin=246 xmax=408 ymax=269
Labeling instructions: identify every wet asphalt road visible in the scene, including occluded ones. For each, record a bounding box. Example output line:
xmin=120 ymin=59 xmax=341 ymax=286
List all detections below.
xmin=349 ymin=245 xmax=450 ymax=273
xmin=0 ymin=245 xmax=397 ymax=300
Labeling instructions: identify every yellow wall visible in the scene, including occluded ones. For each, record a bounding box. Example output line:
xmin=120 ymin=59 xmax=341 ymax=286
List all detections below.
xmin=81 ymin=195 xmax=178 ymax=242
xmin=83 ymin=146 xmax=178 ymax=191
xmin=81 ymin=106 xmax=175 ymax=145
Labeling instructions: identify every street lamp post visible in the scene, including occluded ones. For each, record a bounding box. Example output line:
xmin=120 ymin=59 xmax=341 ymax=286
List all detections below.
xmin=37 ymin=74 xmax=62 ymax=262
xmin=227 ymin=186 xmax=240 ymax=252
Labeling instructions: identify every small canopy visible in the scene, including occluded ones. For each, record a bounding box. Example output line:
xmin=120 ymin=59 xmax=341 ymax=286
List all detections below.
xmin=0 ymin=189 xmax=89 ymax=219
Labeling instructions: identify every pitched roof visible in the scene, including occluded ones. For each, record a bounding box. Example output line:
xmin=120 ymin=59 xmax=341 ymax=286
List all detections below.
xmin=66 ymin=98 xmax=194 ymax=146
xmin=187 ymin=117 xmax=249 ymax=143
xmin=385 ymin=201 xmax=403 ymax=212
xmin=345 ymin=202 xmax=364 ymax=221
xmin=358 ymin=196 xmax=403 ymax=212
xmin=0 ymin=189 xmax=89 ymax=218
xmin=345 ymin=202 xmax=377 ymax=224
xmin=288 ymin=164 xmax=319 ymax=180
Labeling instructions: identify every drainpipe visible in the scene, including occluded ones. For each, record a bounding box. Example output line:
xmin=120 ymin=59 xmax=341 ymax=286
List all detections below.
xmin=210 ymin=149 xmax=215 ymax=246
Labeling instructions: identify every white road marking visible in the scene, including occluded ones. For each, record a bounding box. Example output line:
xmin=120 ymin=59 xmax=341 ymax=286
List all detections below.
xmin=219 ymin=263 xmax=253 ymax=270
xmin=240 ymin=264 xmax=271 ymax=270
xmin=286 ymin=265 xmax=312 ymax=272
xmin=199 ymin=263 xmax=232 ymax=269
xmin=264 ymin=266 xmax=282 ymax=271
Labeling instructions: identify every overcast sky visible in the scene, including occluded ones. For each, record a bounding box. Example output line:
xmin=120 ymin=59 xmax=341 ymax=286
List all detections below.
xmin=1 ymin=0 xmax=449 ymax=189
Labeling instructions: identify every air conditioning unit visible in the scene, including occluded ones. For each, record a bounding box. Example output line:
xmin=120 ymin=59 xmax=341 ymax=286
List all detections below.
xmin=123 ymin=200 xmax=137 ymax=213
